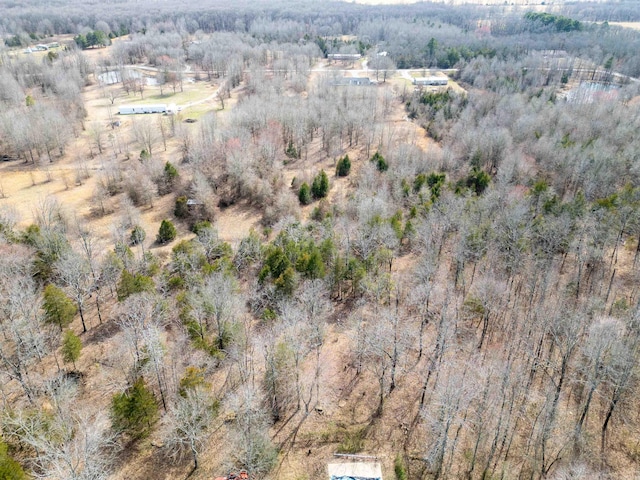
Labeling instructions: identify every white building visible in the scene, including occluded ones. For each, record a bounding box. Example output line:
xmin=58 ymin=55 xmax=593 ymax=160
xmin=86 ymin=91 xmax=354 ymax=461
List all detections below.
xmin=118 ymin=104 xmax=168 ymax=115
xmin=331 ymin=77 xmax=373 ymax=86
xmin=413 ymin=76 xmax=448 ymax=86
xmin=328 ymin=462 xmax=382 ymax=480
xmin=328 ymin=53 xmax=362 ymax=61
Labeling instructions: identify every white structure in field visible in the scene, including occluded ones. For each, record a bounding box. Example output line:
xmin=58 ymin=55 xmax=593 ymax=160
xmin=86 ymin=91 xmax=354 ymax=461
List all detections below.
xmin=413 ymin=76 xmax=448 ymax=86
xmin=118 ymin=104 xmax=178 ymax=115
xmin=328 ymin=462 xmax=382 ymax=480
xmin=328 ymin=53 xmax=362 ymax=61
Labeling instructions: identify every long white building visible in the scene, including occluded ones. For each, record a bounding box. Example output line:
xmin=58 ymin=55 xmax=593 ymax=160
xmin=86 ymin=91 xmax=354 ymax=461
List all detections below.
xmin=118 ymin=104 xmax=178 ymax=115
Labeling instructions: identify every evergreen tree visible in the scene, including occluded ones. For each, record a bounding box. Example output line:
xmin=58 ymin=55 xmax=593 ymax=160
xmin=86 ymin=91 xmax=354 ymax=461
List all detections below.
xmin=43 ymin=284 xmax=77 ymax=331
xmin=162 ymin=162 xmax=179 ymax=193
xmin=61 ymin=330 xmax=82 ymax=369
xmin=0 ymin=440 xmax=27 ymax=480
xmin=371 ymin=151 xmax=388 ymax=172
xmin=285 ymin=140 xmax=299 ymax=159
xmin=311 ymin=170 xmax=329 ymax=199
xmin=304 ymin=248 xmax=325 ymax=279
xmin=157 ymin=219 xmax=177 ymax=243
xmin=111 ymin=378 xmax=159 ymax=439
xmin=298 ymin=183 xmax=312 ymax=205
xmin=164 ymin=161 xmax=178 ymax=182
xmin=178 ymin=367 xmax=210 ymax=398
xmin=130 ymin=225 xmax=146 ymax=246
xmin=336 ymin=155 xmax=351 ymax=177
xmin=174 ymin=196 xmax=189 ymax=218
xmin=116 ymin=270 xmax=155 ymax=301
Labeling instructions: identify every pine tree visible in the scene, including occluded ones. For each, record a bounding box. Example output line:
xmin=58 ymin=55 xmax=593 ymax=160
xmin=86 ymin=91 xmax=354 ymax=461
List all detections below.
xmin=336 ymin=155 xmax=351 ymax=177
xmin=116 ymin=270 xmax=155 ymax=301
xmin=371 ymin=151 xmax=388 ymax=172
xmin=61 ymin=330 xmax=82 ymax=369
xmin=0 ymin=439 xmax=27 ymax=480
xmin=298 ymin=183 xmax=312 ymax=205
xmin=311 ymin=170 xmax=329 ymax=199
xmin=304 ymin=248 xmax=325 ymax=279
xmin=111 ymin=378 xmax=159 ymax=439
xmin=130 ymin=225 xmax=146 ymax=245
xmin=43 ymin=284 xmax=77 ymax=331
xmin=157 ymin=219 xmax=177 ymax=243
xmin=164 ymin=161 xmax=178 ymax=183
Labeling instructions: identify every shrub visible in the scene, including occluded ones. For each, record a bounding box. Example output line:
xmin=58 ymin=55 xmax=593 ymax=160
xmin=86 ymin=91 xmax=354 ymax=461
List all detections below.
xmin=298 ymin=182 xmax=312 ymax=205
xmin=191 ymin=220 xmax=212 ymax=235
xmin=336 ymin=427 xmax=366 ymax=454
xmin=336 ymin=155 xmax=351 ymax=177
xmin=157 ymin=219 xmax=177 ymax=243
xmin=311 ymin=170 xmax=329 ymax=199
xmin=394 ymin=454 xmax=407 ymax=480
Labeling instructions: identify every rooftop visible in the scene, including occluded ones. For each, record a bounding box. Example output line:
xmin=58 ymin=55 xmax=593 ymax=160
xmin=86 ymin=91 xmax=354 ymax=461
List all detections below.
xmin=328 ymin=462 xmax=383 ymax=480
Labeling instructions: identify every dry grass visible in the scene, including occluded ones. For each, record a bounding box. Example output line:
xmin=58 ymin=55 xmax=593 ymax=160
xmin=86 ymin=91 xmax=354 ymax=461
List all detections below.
xmin=608 ymin=22 xmax=640 ymax=31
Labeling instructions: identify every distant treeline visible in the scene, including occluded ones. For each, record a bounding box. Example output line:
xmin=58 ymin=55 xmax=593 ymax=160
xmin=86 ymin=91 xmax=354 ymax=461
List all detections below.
xmin=524 ymin=12 xmax=582 ymax=32
xmin=2 ymin=0 xmax=640 ymax=76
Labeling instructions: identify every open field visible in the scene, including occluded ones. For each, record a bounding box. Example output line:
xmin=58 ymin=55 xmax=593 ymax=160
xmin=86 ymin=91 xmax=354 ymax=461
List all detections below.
xmin=609 ymin=22 xmax=640 ymax=31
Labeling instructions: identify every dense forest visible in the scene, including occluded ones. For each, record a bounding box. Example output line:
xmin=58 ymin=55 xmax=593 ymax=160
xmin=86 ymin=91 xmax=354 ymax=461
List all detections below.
xmin=1 ymin=0 xmax=640 ymax=479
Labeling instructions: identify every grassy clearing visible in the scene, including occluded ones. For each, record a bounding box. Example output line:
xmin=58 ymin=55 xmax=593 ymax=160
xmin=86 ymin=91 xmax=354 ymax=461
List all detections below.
xmin=609 ymin=22 xmax=640 ymax=31
xmin=117 ymin=82 xmax=217 ymax=107
xmin=311 ymin=422 xmax=368 ymax=454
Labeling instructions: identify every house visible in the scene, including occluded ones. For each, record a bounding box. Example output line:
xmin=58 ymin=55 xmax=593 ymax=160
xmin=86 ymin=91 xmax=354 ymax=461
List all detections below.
xmin=118 ymin=104 xmax=168 ymax=115
xmin=331 ymin=77 xmax=373 ymax=86
xmin=413 ymin=76 xmax=448 ymax=86
xmin=328 ymin=53 xmax=362 ymax=61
